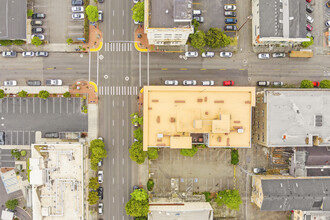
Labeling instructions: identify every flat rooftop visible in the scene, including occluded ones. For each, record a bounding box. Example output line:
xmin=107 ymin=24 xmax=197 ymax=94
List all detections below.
xmin=143 ymin=86 xmax=255 ymax=151
xmin=265 ymin=90 xmax=330 ymax=147
xmin=259 ymin=0 xmax=306 ymax=38
xmin=149 ymin=0 xmax=192 ymax=28
xmin=0 ymin=0 xmax=26 ymax=39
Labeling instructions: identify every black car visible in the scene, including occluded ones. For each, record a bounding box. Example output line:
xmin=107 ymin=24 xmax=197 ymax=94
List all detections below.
xmin=44 ymin=132 xmax=59 ymax=138
xmin=0 ymin=132 xmax=5 ymax=145
xmin=32 ymin=13 xmax=46 ymax=19
xmin=98 ymin=187 xmax=104 ymax=200
xmin=32 ymin=27 xmax=44 ymax=34
xmin=27 ymin=80 xmax=42 ymax=86
xmin=306 ymin=4 xmax=314 ymax=13
xmin=72 ymin=0 xmax=84 ymax=6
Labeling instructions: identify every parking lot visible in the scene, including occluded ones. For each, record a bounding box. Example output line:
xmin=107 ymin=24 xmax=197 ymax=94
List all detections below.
xmin=0 ymin=97 xmax=87 ymax=145
xmin=193 ymin=0 xmax=237 ymax=37
xmin=33 ymin=0 xmax=84 ymax=43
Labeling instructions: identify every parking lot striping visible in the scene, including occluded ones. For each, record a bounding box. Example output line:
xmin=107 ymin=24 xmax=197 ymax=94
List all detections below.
xmin=180 ymin=68 xmax=187 ymax=70
xmin=47 ymin=67 xmax=54 ymax=70
xmin=192 ymin=2 xmax=200 ymax=4
xmin=66 ymin=67 xmax=72 ymax=70
xmin=200 ymin=68 xmax=207 ymax=70
xmin=240 ymin=69 xmax=246 ymax=70
xmin=161 ymin=68 xmax=168 ymax=70
xmin=273 ymin=69 xmax=280 ymax=71
xmin=122 ymin=29 xmax=125 ymax=36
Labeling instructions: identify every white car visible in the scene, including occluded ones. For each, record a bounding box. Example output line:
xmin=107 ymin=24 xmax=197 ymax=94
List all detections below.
xmin=185 ymin=51 xmax=198 ymax=57
xmin=183 ymin=80 xmax=197 ymax=86
xmin=72 ymin=6 xmax=84 ymax=12
xmin=3 ymin=80 xmax=17 ymax=86
xmin=258 ymin=53 xmax=270 ymax=59
xmin=224 ymin=5 xmax=236 ymax=11
xmin=98 ymin=170 xmax=103 ymax=183
xmin=165 ymin=80 xmax=179 ymax=86
xmin=220 ymin=52 xmax=232 ymax=58
xmin=202 ymin=80 xmax=214 ymax=86
xmin=72 ymin=13 xmax=84 ymax=20
xmin=306 ymin=14 xmax=314 ymax=24
xmin=22 ymin=52 xmax=35 ymax=57
xmin=32 ymin=34 xmax=45 ymax=40
xmin=98 ymin=203 xmax=103 ymax=215
xmin=201 ymin=52 xmax=215 ymax=58
xmin=46 ymin=79 xmax=62 ymax=86
xmin=133 ymin=0 xmax=139 ymax=3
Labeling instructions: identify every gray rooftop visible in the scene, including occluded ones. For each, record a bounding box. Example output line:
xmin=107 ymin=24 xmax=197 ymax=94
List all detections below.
xmin=266 ymin=90 xmax=330 ymax=147
xmin=150 ymin=0 xmax=192 ymax=28
xmin=0 ymin=0 xmax=27 ymax=40
xmin=259 ymin=0 xmax=306 ymax=38
xmin=261 ymin=178 xmax=330 ymax=211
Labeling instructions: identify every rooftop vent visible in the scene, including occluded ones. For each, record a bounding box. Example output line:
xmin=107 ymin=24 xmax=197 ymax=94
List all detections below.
xmin=165 ymin=9 xmax=169 ymax=14
xmin=315 ymin=115 xmax=322 ymax=127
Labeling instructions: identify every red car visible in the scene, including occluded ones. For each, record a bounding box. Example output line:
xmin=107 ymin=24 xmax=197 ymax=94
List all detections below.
xmin=223 ymin=80 xmax=234 ymax=86
xmin=306 ymin=24 xmax=313 ymax=31
xmin=306 ymin=0 xmax=311 ymax=2
xmin=313 ymin=81 xmax=320 ymax=87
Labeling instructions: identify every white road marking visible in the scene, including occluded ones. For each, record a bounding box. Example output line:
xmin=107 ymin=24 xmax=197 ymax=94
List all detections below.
xmin=112 ymin=120 xmax=114 ymax=126
xmin=122 ymin=29 xmax=124 ymax=36
xmin=112 ymin=29 xmax=114 ymax=35
xmin=112 ymin=158 xmax=114 ymax=164
xmin=122 ymin=158 xmax=124 ymax=165
xmin=122 ymin=197 xmax=124 ymax=204
xmin=113 ymin=178 xmax=115 ymax=184
xmin=122 ymin=138 xmax=124 ymax=145
xmin=96 ymin=51 xmax=99 ymax=85
xmin=113 ymin=196 xmax=115 ymax=203
xmin=112 ymin=100 xmax=114 ymax=107
xmin=46 ymin=99 xmax=49 ymax=114
xmin=122 ymin=177 xmax=124 ymax=184
xmin=113 ymin=10 xmax=114 ymax=16
xmin=122 ymin=10 xmax=124 ymax=16
xmin=112 ymin=139 xmax=114 ymax=146
xmin=122 ymin=120 xmax=124 ymax=127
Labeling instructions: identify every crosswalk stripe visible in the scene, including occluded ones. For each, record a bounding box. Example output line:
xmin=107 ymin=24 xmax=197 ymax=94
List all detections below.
xmin=105 ymin=42 xmax=133 ymax=52
xmin=98 ymin=86 xmax=138 ymax=96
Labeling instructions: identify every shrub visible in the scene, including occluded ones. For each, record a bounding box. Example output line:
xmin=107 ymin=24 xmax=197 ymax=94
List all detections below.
xmin=82 ymin=105 xmax=88 ymax=113
xmin=5 ymin=199 xmax=18 ymax=210
xmin=27 ymin=9 xmax=33 ymax=17
xmin=147 ymin=179 xmax=154 ymax=191
xmin=0 ymin=40 xmax=13 ymax=46
xmin=203 ymin=192 xmax=211 ymax=202
xmin=31 ymin=36 xmax=42 ymax=47
xmin=231 ymin=149 xmax=239 ymax=165
xmin=300 ymin=80 xmax=314 ymax=88
xmin=66 ymin=38 xmax=73 ymax=45
xmin=0 ymin=89 xmax=4 ymax=99
xmin=320 ymin=80 xmax=330 ymax=88
xmin=134 ymin=128 xmax=143 ymax=142
xmin=11 ymin=149 xmax=21 ymax=160
xmin=147 ymin=148 xmax=159 ymax=160
xmin=18 ymin=90 xmax=28 ymax=97
xmin=63 ymin=92 xmax=71 ymax=98
xmin=27 ymin=159 xmax=31 ymax=182
xmin=216 ymin=189 xmax=242 ymax=210
xmin=13 ymin=40 xmax=25 ymax=45
xmin=38 ymin=90 xmax=49 ymax=99
xmin=20 ymin=150 xmax=27 ymax=157
xmin=301 ymin=37 xmax=314 ymax=48
xmin=180 ymin=145 xmax=198 ymax=157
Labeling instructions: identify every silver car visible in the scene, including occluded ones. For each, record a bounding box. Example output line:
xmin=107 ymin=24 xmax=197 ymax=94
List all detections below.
xmin=98 ymin=203 xmax=103 ymax=215
xmin=32 ymin=34 xmax=45 ymax=40
xmin=183 ymin=80 xmax=197 ymax=86
xmin=220 ymin=52 xmax=232 ymax=58
xmin=22 ymin=52 xmax=35 ymax=57
xmin=98 ymin=170 xmax=103 ymax=183
xmin=224 ymin=5 xmax=236 ymax=11
xmin=258 ymin=53 xmax=270 ymax=59
xmin=4 ymin=80 xmax=17 ymax=86
xmin=201 ymin=52 xmax=215 ymax=58
xmin=72 ymin=6 xmax=84 ymax=12
xmin=272 ymin=53 xmax=286 ymax=58
xmin=202 ymin=80 xmax=214 ymax=86
xmin=2 ymin=51 xmax=17 ymax=57
xmin=272 ymin=81 xmax=284 ymax=86
xmin=185 ymin=51 xmax=198 ymax=57
xmin=72 ymin=13 xmax=84 ymax=20
xmin=165 ymin=80 xmax=179 ymax=86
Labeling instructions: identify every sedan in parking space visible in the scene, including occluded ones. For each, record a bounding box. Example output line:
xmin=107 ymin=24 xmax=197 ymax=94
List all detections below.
xmin=185 ymin=51 xmax=198 ymax=57
xmin=36 ymin=51 xmax=49 ymax=57
xmin=193 ymin=16 xmax=204 ymax=23
xmin=201 ymin=52 xmax=215 ymax=58
xmin=98 ymin=203 xmax=103 ymax=215
xmin=224 ymin=25 xmax=237 ymax=31
xmin=46 ymin=79 xmax=62 ymax=86
xmin=253 ymin=167 xmax=266 ymax=174
xmin=133 ymin=0 xmax=139 ymax=3
xmin=22 ymin=52 xmax=35 ymax=57
xmin=32 ymin=27 xmax=44 ymax=34
xmin=31 ymin=20 xmax=43 ymax=26
xmin=306 ymin=24 xmax=313 ymax=31
xmin=72 ymin=0 xmax=84 ymax=6
xmin=271 ymin=81 xmax=284 ymax=86
xmin=27 ymin=80 xmax=41 ymax=86
xmin=32 ymin=13 xmax=46 ymax=19
xmin=225 ymin=18 xmax=237 ymax=24
xmin=165 ymin=80 xmax=178 ymax=86
xmin=183 ymin=80 xmax=197 ymax=86
xmin=224 ymin=5 xmax=236 ymax=11
xmin=257 ymin=81 xmax=270 ymax=86
xmin=3 ymin=80 xmax=17 ymax=86
xmin=72 ymin=13 xmax=84 ymax=20
xmin=72 ymin=6 xmax=84 ymax=12
xmin=313 ymin=81 xmax=320 ymax=87
xmin=258 ymin=53 xmax=270 ymax=59
xmin=98 ymin=11 xmax=103 ymax=22
xmin=306 ymin=4 xmax=313 ymax=13
xmin=220 ymin=52 xmax=232 ymax=58
xmin=98 ymin=170 xmax=104 ymax=183
xmin=202 ymin=80 xmax=214 ymax=86
xmin=0 ymin=132 xmax=4 ymax=145
xmin=306 ymin=14 xmax=314 ymax=24
xmin=272 ymin=52 xmax=286 ymax=58
xmin=326 ymin=20 xmax=330 ymax=27
xmin=2 ymin=51 xmax=17 ymax=57
xmin=98 ymin=187 xmax=103 ymax=200
xmin=98 ymin=160 xmax=103 ymax=167
xmin=32 ymin=34 xmax=45 ymax=40
xmin=224 ymin=11 xmax=236 ymax=17
xmin=223 ymin=80 xmax=234 ymax=86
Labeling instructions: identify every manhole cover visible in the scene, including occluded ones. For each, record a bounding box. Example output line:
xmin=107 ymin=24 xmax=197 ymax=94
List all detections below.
xmin=104 ymin=75 xmax=108 ymax=79
xmin=125 ymin=76 xmax=129 ymax=81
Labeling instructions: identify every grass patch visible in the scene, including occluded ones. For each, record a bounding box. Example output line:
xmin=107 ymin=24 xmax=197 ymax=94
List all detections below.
xmin=203 ymin=192 xmax=211 ymax=202
xmin=27 ymin=159 xmax=31 ymax=182
xmin=231 ymin=149 xmax=239 ymax=165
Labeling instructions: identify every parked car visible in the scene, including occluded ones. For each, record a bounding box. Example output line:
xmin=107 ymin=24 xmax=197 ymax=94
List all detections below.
xmin=3 ymin=80 xmax=17 ymax=86
xmin=72 ymin=13 xmax=84 ymax=20
xmin=185 ymin=51 xmax=198 ymax=57
xmin=46 ymin=79 xmax=62 ymax=86
xmin=306 ymin=4 xmax=314 ymax=13
xmin=32 ymin=27 xmax=44 ymax=34
xmin=98 ymin=0 xmax=104 ymax=2
xmin=201 ymin=52 xmax=215 ymax=58
xmin=192 ymin=10 xmax=201 ymax=16
xmin=224 ymin=5 xmax=236 ymax=11
xmin=98 ymin=203 xmax=103 ymax=215
xmin=224 ymin=25 xmax=237 ymax=31
xmin=2 ymin=51 xmax=17 ymax=57
xmin=272 ymin=52 xmax=285 ymax=58
xmin=306 ymin=14 xmax=314 ymax=24
xmin=257 ymin=81 xmax=270 ymax=86
xmin=183 ymin=80 xmax=197 ymax=86
xmin=98 ymin=11 xmax=103 ymax=22
xmin=224 ymin=11 xmax=236 ymax=17
xmin=98 ymin=187 xmax=104 ymax=200
xmin=36 ymin=51 xmax=49 ymax=57
xmin=72 ymin=6 xmax=84 ymax=12
xmin=313 ymin=81 xmax=320 ymax=87
xmin=0 ymin=132 xmax=4 ymax=145
xmin=165 ymin=80 xmax=178 ymax=86
xmin=22 ymin=52 xmax=35 ymax=57
xmin=327 ymin=1 xmax=330 ymax=8
xmin=72 ymin=0 xmax=84 ymax=6
xmin=44 ymin=132 xmax=59 ymax=138
xmin=258 ymin=53 xmax=270 ymax=59
xmin=98 ymin=171 xmax=104 ymax=183
xmin=32 ymin=13 xmax=46 ymax=19
xmin=193 ymin=16 xmax=204 ymax=23
xmin=27 ymin=80 xmax=41 ymax=86
xmin=133 ymin=0 xmax=139 ymax=3
xmin=31 ymin=20 xmax=43 ymax=26
xmin=133 ymin=185 xmax=140 ymax=191
xmin=253 ymin=167 xmax=266 ymax=174
xmin=32 ymin=34 xmax=45 ymax=40
xmin=98 ymin=160 xmax=103 ymax=167
xmin=202 ymin=80 xmax=214 ymax=86
xmin=223 ymin=80 xmax=234 ymax=86
xmin=225 ymin=18 xmax=237 ymax=24
xmin=272 ymin=81 xmax=284 ymax=86
xmin=220 ymin=52 xmax=232 ymax=58
xmin=306 ymin=24 xmax=313 ymax=31
xmin=326 ymin=20 xmax=330 ymax=27
xmin=98 ymin=136 xmax=104 ymax=142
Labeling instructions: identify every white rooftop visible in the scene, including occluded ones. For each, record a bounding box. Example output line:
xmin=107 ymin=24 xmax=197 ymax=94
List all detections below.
xmin=29 ymin=158 xmax=44 ymax=185
xmin=1 ymin=210 xmax=14 ymax=220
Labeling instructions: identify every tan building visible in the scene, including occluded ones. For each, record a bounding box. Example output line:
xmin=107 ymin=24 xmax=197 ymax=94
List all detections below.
xmin=144 ymin=0 xmax=194 ymax=46
xmin=143 ymin=86 xmax=256 ymax=151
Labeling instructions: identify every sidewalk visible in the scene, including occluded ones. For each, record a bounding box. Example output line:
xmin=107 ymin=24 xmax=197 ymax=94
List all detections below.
xmin=0 ymin=86 xmax=69 ymax=94
xmin=0 ymin=44 xmax=81 ymax=53
xmin=69 ymin=81 xmax=98 ymax=104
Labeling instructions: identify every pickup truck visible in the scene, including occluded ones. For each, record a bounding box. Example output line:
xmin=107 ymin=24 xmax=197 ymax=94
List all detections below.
xmin=46 ymin=79 xmax=62 ymax=86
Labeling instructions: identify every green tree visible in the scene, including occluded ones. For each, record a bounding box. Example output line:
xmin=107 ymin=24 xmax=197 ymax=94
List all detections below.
xmin=180 ymin=145 xmax=198 ymax=157
xmin=125 ymin=199 xmax=149 ymax=217
xmin=300 ymin=80 xmax=314 ymax=88
xmin=0 ymin=40 xmax=13 ymax=46
xmin=203 ymin=192 xmax=211 ymax=202
xmin=13 ymin=40 xmax=25 ymax=45
xmin=130 ymin=112 xmax=143 ymax=125
xmin=38 ymin=90 xmax=49 ymax=99
xmin=132 ymin=2 xmax=144 ymax=22
xmin=86 ymin=5 xmax=99 ymax=22
xmin=0 ymin=89 xmax=5 ymax=99
xmin=134 ymin=128 xmax=143 ymax=142
xmin=192 ymin=19 xmax=199 ymax=33
xmin=18 ymin=90 xmax=27 ymax=97
xmin=134 ymin=217 xmax=147 ymax=220
xmin=147 ymin=148 xmax=159 ymax=160
xmin=205 ymin=28 xmax=231 ymax=48
xmin=20 ymin=150 xmax=27 ymax=157
xmin=190 ymin=30 xmax=206 ymax=50
xmin=63 ymin=92 xmax=71 ymax=98
xmin=147 ymin=179 xmax=154 ymax=191
xmin=129 ymin=141 xmax=147 ymax=164
xmin=11 ymin=149 xmax=21 ymax=160
xmin=66 ymin=38 xmax=73 ymax=45
xmin=320 ymin=80 xmax=330 ymax=88
xmin=5 ymin=199 xmax=18 ymax=210
xmin=216 ymin=189 xmax=242 ymax=210
xmin=87 ymin=191 xmax=99 ymax=205
xmin=90 ymin=139 xmax=107 ymax=170
xmin=131 ymin=188 xmax=148 ymax=201
xmin=27 ymin=9 xmax=33 ymax=17
xmin=31 ymin=36 xmax=42 ymax=47
xmin=88 ymin=177 xmax=100 ymax=190
xmin=301 ymin=37 xmax=314 ymax=48
xmin=231 ymin=149 xmax=239 ymax=165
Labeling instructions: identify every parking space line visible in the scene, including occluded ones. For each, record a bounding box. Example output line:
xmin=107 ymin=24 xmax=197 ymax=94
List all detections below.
xmin=46 ymin=99 xmax=49 ymax=114
xmin=13 ymin=98 xmax=15 ymax=113
xmin=53 ymin=98 xmax=55 ymax=113
xmin=60 ymin=97 xmax=62 ymax=114
xmin=73 ymin=98 xmax=75 ymax=114
xmin=20 ymin=98 xmax=22 ymax=113
xmin=67 ymin=98 xmax=69 ymax=114
xmin=33 ymin=98 xmax=35 ymax=114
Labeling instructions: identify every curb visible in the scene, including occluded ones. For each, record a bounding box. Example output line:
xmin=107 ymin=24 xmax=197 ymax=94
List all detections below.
xmin=90 ymin=41 xmax=103 ymax=52
xmin=134 ymin=42 xmax=148 ymax=52
xmin=89 ymin=81 xmax=98 ymax=93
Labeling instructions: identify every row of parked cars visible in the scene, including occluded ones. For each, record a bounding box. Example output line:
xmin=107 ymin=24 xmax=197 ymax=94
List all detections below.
xmin=71 ymin=0 xmax=103 ymax=21
xmin=185 ymin=51 xmax=233 ymax=58
xmin=224 ymin=4 xmax=237 ymax=31
xmin=97 ymin=136 xmax=104 ymax=216
xmin=165 ymin=80 xmax=234 ymax=86
xmin=31 ymin=13 xmax=46 ymax=40
xmin=2 ymin=51 xmax=48 ymax=58
xmin=1 ymin=79 xmax=62 ymax=86
xmin=257 ymin=52 xmax=285 ymax=59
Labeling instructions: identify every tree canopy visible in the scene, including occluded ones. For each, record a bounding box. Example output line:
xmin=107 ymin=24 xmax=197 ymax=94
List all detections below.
xmin=131 ymin=189 xmax=148 ymax=201
xmin=88 ymin=177 xmax=100 ymax=190
xmin=301 ymin=37 xmax=314 ymax=48
xmin=216 ymin=189 xmax=242 ymax=210
xmin=180 ymin=145 xmax=198 ymax=157
xmin=132 ymin=2 xmax=144 ymax=22
xmin=320 ymin=80 xmax=330 ymax=88
xmin=125 ymin=188 xmax=149 ymax=217
xmin=205 ymin=28 xmax=231 ymax=48
xmin=231 ymin=149 xmax=239 ymax=165
xmin=129 ymin=142 xmax=147 ymax=164
xmin=147 ymin=148 xmax=159 ymax=160
xmin=130 ymin=112 xmax=143 ymax=125
xmin=86 ymin=5 xmax=99 ymax=22
xmin=87 ymin=191 xmax=99 ymax=205
xmin=18 ymin=90 xmax=27 ymax=97
xmin=0 ymin=89 xmax=4 ymax=99
xmin=190 ymin=30 xmax=206 ymax=50
xmin=90 ymin=139 xmax=107 ymax=170
xmin=6 ymin=199 xmax=18 ymax=210
xmin=134 ymin=128 xmax=143 ymax=142
xmin=63 ymin=92 xmax=71 ymax=98
xmin=300 ymin=80 xmax=314 ymax=88
xmin=192 ymin=19 xmax=199 ymax=33
xmin=38 ymin=90 xmax=49 ymax=99
xmin=31 ymin=36 xmax=42 ymax=47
